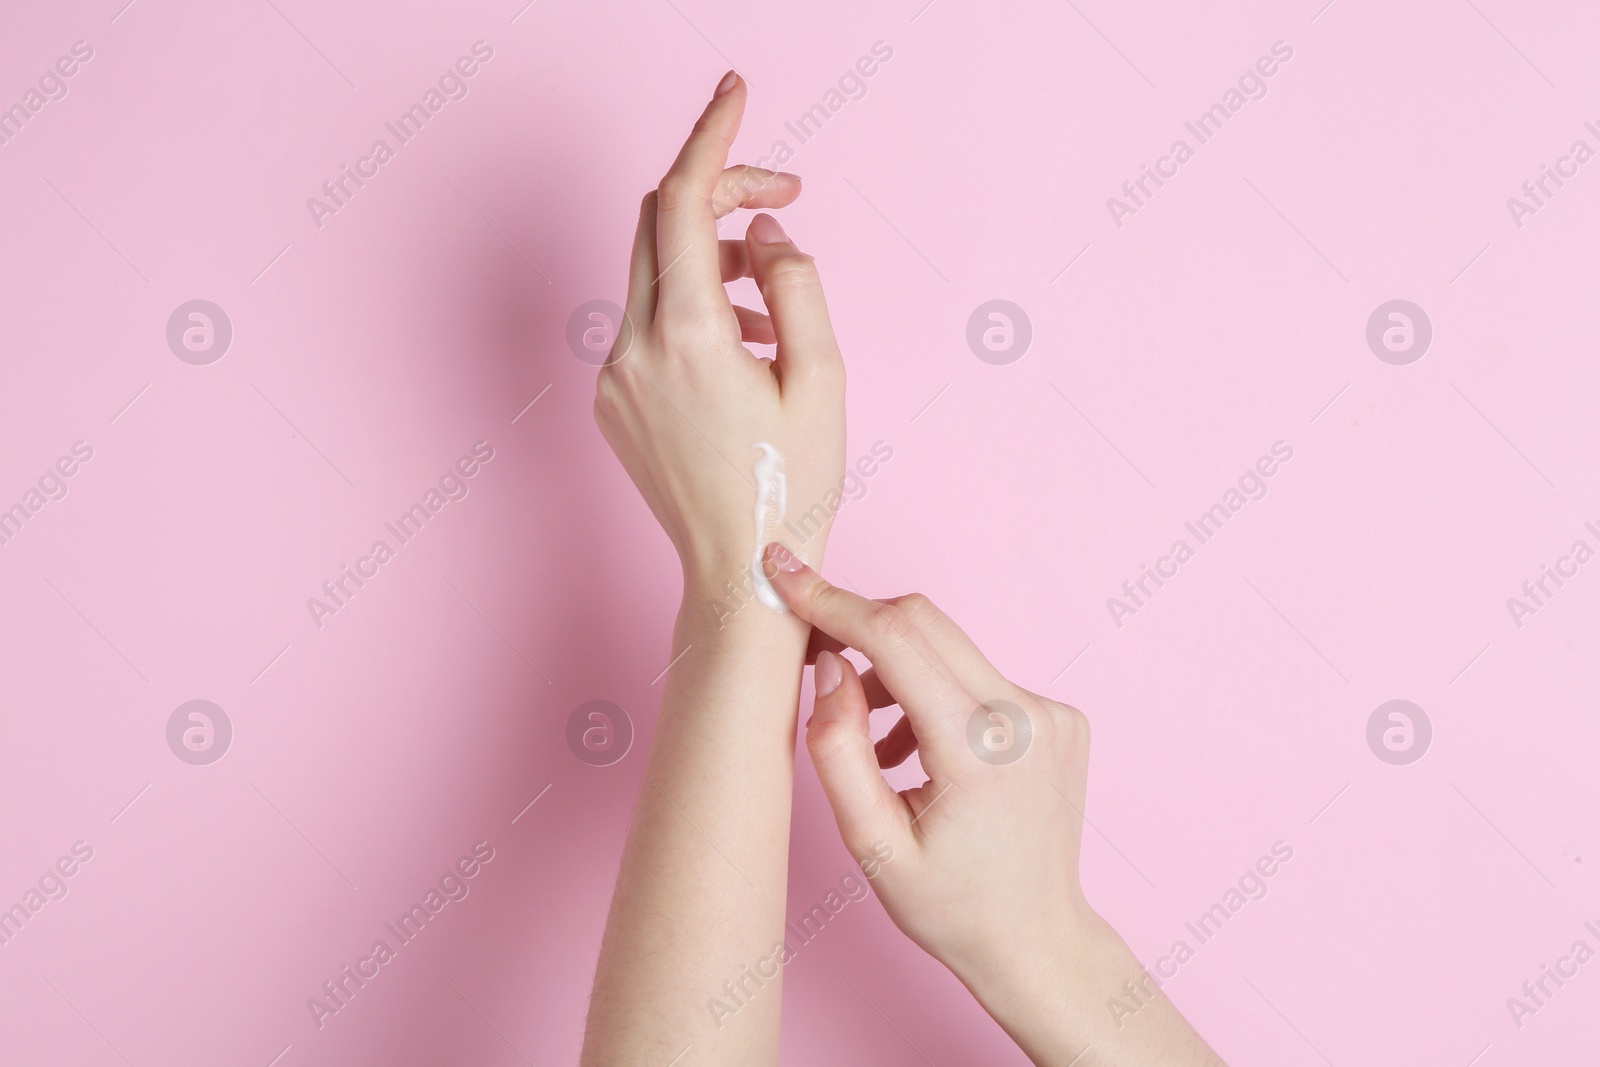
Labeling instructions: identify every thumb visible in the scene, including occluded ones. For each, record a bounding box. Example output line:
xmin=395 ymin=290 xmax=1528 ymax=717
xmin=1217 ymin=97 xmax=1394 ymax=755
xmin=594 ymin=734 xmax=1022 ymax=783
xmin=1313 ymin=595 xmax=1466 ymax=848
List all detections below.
xmin=807 ymin=651 xmax=908 ymax=860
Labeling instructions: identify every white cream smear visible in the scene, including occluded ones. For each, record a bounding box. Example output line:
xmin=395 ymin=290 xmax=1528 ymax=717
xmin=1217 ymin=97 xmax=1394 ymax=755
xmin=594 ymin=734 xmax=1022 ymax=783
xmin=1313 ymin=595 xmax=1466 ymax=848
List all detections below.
xmin=751 ymin=443 xmax=789 ymax=613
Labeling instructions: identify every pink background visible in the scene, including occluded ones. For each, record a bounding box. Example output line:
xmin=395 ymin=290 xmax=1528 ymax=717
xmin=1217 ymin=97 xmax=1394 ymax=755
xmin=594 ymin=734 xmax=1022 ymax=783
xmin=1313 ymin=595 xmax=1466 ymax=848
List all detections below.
xmin=3 ymin=0 xmax=1598 ymax=1063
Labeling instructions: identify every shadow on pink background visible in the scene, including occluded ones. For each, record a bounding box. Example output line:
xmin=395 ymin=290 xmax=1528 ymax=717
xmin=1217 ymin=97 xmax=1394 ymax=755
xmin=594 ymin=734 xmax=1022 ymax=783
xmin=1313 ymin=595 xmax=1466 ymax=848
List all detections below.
xmin=1 ymin=0 xmax=1597 ymax=1063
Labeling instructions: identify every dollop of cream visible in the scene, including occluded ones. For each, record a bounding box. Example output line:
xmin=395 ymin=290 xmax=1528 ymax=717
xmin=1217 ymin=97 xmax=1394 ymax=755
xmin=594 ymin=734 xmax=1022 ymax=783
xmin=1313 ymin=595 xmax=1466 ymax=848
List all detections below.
xmin=751 ymin=443 xmax=788 ymax=613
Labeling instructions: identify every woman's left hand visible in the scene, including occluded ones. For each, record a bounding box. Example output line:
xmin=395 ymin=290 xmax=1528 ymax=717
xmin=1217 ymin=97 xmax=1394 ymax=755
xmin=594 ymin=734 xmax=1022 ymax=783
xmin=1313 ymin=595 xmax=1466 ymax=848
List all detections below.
xmin=592 ymin=71 xmax=847 ymax=605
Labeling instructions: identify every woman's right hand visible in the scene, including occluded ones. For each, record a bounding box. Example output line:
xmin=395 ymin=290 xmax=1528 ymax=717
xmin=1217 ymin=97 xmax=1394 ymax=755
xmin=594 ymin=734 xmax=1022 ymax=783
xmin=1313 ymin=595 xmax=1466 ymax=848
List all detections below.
xmin=762 ymin=542 xmax=1224 ymax=1066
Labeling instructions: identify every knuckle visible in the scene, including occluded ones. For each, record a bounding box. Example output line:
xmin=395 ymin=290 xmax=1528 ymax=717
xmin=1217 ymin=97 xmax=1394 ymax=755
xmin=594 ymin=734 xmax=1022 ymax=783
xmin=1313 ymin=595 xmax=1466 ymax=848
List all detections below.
xmin=654 ymin=313 xmax=692 ymax=350
xmin=896 ymin=592 xmax=938 ymax=622
xmin=657 ymin=309 xmax=731 ymax=354
xmin=806 ymin=718 xmax=857 ymax=762
xmin=657 ymin=173 xmax=703 ymax=212
xmin=690 ymin=113 xmax=719 ymax=141
xmin=656 ymin=309 xmax=710 ymax=349
xmin=807 ymin=579 xmax=849 ymax=622
xmin=718 ymin=167 xmax=765 ymax=208
xmin=867 ymin=601 xmax=913 ymax=645
xmin=598 ymin=357 xmax=649 ymax=406
xmin=592 ymin=372 xmax=624 ymax=415
xmin=600 ymin=349 xmax=636 ymax=382
xmin=762 ymin=253 xmax=818 ymax=290
xmin=606 ymin=334 xmax=638 ymax=368
xmin=638 ymin=190 xmax=657 ymax=217
xmin=1056 ymin=703 xmax=1090 ymax=748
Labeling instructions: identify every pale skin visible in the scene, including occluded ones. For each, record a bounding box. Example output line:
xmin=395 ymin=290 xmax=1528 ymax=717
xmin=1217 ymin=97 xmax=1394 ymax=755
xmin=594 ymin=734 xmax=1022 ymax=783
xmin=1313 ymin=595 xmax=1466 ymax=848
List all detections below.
xmin=581 ymin=68 xmax=845 ymax=1066
xmin=582 ymin=70 xmax=1225 ymax=1066
xmin=763 ymin=544 xmax=1225 ymax=1066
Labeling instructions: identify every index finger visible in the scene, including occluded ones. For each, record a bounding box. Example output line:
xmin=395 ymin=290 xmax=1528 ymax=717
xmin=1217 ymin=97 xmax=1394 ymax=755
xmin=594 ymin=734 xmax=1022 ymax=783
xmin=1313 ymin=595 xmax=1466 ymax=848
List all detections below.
xmin=655 ymin=71 xmax=746 ymax=318
xmin=763 ymin=542 xmax=973 ymax=764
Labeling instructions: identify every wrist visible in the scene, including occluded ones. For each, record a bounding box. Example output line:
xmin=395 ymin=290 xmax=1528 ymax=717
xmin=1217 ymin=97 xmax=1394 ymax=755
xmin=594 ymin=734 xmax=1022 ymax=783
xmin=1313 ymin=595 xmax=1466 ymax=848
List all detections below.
xmin=953 ymin=910 xmax=1137 ymax=1062
xmin=651 ymin=560 xmax=812 ymax=743
xmin=956 ymin=910 xmax=1220 ymax=1066
xmin=680 ymin=537 xmax=826 ymax=634
xmin=669 ymin=558 xmax=812 ymax=674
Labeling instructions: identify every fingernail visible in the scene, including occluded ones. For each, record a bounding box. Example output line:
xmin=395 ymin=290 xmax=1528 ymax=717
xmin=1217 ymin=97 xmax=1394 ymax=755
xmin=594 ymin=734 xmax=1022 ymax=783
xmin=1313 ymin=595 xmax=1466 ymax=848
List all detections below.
xmin=749 ymin=213 xmax=788 ymax=245
xmin=714 ymin=70 xmax=738 ymax=97
xmin=764 ymin=541 xmax=804 ymax=573
xmin=814 ymin=650 xmax=843 ymax=698
xmin=776 ymin=171 xmax=802 ymax=183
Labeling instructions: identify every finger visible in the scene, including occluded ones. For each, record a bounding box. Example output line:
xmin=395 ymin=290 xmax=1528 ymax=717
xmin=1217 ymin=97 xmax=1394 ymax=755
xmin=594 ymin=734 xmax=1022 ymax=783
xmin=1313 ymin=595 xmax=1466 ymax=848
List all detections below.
xmin=733 ymin=304 xmax=776 ymax=345
xmin=858 ymin=667 xmax=895 ymax=710
xmin=715 ymin=171 xmax=800 ymax=285
xmin=805 ymin=636 xmax=894 ymax=707
xmin=744 ymin=214 xmax=844 ymax=399
xmin=808 ymin=651 xmax=912 ymax=855
xmin=804 ymin=635 xmax=895 ymax=706
xmin=712 ymin=166 xmax=801 ymax=219
xmin=874 ymin=714 xmax=920 ymax=769
xmin=655 ymin=72 xmax=748 ymax=317
xmin=623 ymin=191 xmax=659 ymax=327
xmin=765 ymin=543 xmax=972 ymax=767
xmin=878 ymin=593 xmax=1014 ymax=701
xmin=805 ymin=626 xmax=846 ymax=665
xmin=800 ymin=607 xmax=972 ymax=710
xmin=719 ymin=240 xmax=750 ymax=283
xmin=635 ymin=174 xmax=792 ymax=325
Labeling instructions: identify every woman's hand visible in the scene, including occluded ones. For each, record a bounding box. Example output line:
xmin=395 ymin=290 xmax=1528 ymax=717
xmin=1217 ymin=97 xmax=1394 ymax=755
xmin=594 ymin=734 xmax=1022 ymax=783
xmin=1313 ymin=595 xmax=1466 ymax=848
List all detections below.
xmin=593 ymin=72 xmax=846 ymax=602
xmin=763 ymin=540 xmax=1095 ymax=985
xmin=763 ymin=542 xmax=1225 ymax=1066
xmin=580 ymin=75 xmax=849 ymax=1067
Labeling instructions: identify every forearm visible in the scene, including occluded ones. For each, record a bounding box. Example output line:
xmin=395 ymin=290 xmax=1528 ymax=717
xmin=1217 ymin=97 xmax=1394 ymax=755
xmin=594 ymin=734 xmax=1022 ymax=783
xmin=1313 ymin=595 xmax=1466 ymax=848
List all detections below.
xmin=957 ymin=913 xmax=1224 ymax=1067
xmin=581 ymin=568 xmax=810 ymax=1065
